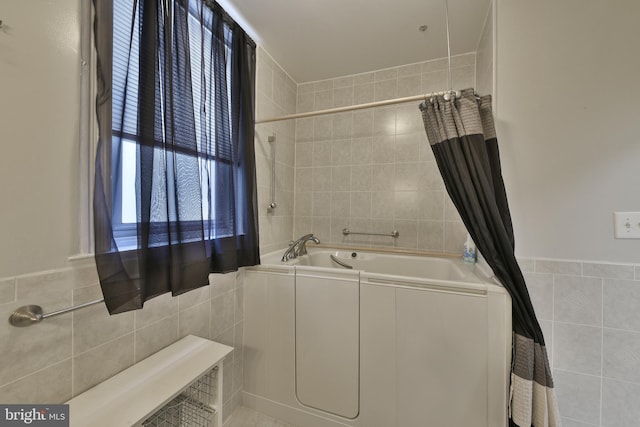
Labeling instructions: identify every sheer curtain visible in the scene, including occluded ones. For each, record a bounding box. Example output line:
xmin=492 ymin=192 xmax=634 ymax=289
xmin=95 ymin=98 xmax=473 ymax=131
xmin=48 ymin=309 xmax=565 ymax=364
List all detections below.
xmin=93 ymin=0 xmax=259 ymax=314
xmin=420 ymin=89 xmax=560 ymax=427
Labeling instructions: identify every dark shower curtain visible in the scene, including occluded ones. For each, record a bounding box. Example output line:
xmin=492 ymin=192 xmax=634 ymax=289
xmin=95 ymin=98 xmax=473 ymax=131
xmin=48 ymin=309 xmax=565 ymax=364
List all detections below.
xmin=420 ymin=89 xmax=560 ymax=427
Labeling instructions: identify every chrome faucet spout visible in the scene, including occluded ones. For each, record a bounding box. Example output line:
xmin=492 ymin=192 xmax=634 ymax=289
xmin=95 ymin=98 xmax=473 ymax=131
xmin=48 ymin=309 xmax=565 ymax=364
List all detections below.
xmin=281 ymin=234 xmax=321 ymax=262
xmin=295 ymin=235 xmax=320 ymax=257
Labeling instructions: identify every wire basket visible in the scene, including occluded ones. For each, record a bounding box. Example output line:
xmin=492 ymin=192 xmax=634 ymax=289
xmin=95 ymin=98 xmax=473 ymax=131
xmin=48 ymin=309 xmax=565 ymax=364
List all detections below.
xmin=143 ymin=367 xmax=217 ymax=427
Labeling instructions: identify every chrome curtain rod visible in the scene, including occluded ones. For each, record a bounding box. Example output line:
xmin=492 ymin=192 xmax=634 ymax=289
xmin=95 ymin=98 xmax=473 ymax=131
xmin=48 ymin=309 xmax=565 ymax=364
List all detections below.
xmin=255 ymin=89 xmax=461 ymax=124
xmin=257 ymin=0 xmax=458 ymax=125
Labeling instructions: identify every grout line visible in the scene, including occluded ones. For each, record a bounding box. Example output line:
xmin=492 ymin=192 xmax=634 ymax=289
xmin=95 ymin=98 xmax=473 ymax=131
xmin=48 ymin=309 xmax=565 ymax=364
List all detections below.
xmin=71 ymin=309 xmax=75 ymax=397
xmin=600 ymin=279 xmax=604 ymax=426
xmin=73 ymin=331 xmax=136 ymax=359
xmin=552 ymin=320 xmax=640 ymax=336
xmin=553 ymin=368 xmax=602 ymax=380
xmin=0 ymin=357 xmax=73 ymax=392
xmin=599 ymin=375 xmax=640 ymax=386
xmin=561 ymin=415 xmax=599 ymax=426
xmin=550 ymin=273 xmax=555 ymax=370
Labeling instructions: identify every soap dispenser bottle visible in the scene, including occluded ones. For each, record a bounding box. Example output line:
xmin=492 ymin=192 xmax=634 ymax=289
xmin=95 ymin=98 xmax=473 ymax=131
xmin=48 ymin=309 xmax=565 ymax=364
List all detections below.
xmin=463 ymin=233 xmax=477 ymax=264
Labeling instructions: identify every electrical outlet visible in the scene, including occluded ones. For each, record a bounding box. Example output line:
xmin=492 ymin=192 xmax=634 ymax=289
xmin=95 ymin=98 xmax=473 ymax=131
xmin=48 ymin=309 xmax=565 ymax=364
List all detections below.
xmin=613 ymin=212 xmax=640 ymax=239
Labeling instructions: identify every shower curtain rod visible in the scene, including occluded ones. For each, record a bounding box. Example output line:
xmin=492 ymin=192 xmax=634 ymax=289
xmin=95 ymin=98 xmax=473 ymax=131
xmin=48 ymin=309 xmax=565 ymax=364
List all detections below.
xmin=257 ymin=0 xmax=460 ymax=125
xmin=255 ymin=89 xmax=461 ymax=124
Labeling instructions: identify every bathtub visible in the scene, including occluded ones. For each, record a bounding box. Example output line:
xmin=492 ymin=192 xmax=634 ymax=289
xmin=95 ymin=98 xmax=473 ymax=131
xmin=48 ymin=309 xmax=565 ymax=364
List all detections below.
xmin=242 ymin=246 xmax=511 ymax=427
xmin=292 ymin=248 xmax=484 ymax=283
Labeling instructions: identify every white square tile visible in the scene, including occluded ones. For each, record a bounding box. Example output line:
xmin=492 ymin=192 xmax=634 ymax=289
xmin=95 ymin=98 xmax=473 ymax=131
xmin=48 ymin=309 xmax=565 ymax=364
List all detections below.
xmin=350 ymin=192 xmax=372 ymax=219
xmin=312 ymin=141 xmax=331 ymax=166
xmin=418 ymin=191 xmax=445 ymax=221
xmin=351 ymin=165 xmax=372 ymax=191
xmin=354 ymin=83 xmax=374 ymax=105
xmin=331 ymin=166 xmax=351 ymax=191
xmin=312 ymin=192 xmax=331 ymax=217
xmin=372 ymin=192 xmax=394 ymax=220
xmin=312 ymin=167 xmax=332 ymax=191
xmin=417 ymin=221 xmax=444 ymax=252
xmin=603 ymin=328 xmax=640 ymax=383
xmin=554 ymin=323 xmax=601 ymax=376
xmin=553 ymin=369 xmax=601 ymax=425
xmin=314 ymin=90 xmax=333 ymax=111
xmin=603 ymin=279 xmax=640 ymax=331
xmin=374 ymin=79 xmax=398 ymax=102
xmin=394 ymin=191 xmax=418 ymax=220
xmin=524 ymin=273 xmax=554 ymax=321
xmin=535 ymin=260 xmax=582 ymax=276
xmin=333 ymin=86 xmax=354 ymax=108
xmin=372 ymin=135 xmax=396 ymax=164
xmin=583 ymin=262 xmax=635 ymax=280
xmin=602 ymin=378 xmax=640 ymax=426
xmin=554 ymin=275 xmax=602 ymax=326
xmin=351 ymin=137 xmax=373 ymax=165
xmin=332 ymin=113 xmax=353 ymax=139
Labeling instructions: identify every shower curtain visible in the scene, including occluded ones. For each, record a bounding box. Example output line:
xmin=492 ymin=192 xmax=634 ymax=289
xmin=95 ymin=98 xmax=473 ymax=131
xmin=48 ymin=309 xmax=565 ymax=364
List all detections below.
xmin=420 ymin=89 xmax=560 ymax=427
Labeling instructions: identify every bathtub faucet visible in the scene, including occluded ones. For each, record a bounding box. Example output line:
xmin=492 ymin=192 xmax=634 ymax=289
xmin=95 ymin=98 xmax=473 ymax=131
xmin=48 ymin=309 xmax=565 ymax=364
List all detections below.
xmin=281 ymin=234 xmax=321 ymax=262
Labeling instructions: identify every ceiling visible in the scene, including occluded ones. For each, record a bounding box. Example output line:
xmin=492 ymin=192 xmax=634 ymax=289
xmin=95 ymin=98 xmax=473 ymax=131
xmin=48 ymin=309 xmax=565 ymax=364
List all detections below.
xmin=219 ymin=0 xmax=492 ymax=83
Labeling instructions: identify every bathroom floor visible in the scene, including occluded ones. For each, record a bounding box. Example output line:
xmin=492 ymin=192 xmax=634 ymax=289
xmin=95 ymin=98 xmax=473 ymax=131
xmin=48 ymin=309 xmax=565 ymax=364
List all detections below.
xmin=226 ymin=406 xmax=299 ymax=427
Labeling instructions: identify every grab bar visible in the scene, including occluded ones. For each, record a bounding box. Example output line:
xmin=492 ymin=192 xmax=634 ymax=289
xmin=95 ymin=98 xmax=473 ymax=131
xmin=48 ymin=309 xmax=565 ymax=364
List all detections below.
xmin=330 ymin=254 xmax=353 ymax=269
xmin=268 ymin=134 xmax=277 ymax=209
xmin=342 ymin=228 xmax=399 ymax=238
xmin=8 ymin=298 xmax=105 ymax=327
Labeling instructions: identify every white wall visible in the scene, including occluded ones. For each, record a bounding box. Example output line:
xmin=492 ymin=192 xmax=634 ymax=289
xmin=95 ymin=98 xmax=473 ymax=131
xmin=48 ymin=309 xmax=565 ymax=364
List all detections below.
xmin=496 ymin=3 xmax=640 ymax=424
xmin=0 ymin=0 xmax=81 ymax=277
xmin=496 ymin=0 xmax=640 ymax=263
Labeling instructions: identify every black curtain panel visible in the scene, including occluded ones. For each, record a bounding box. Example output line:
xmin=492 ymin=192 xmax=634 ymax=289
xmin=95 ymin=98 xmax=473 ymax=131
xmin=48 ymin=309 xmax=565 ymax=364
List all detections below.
xmin=420 ymin=89 xmax=560 ymax=427
xmin=93 ymin=0 xmax=259 ymax=314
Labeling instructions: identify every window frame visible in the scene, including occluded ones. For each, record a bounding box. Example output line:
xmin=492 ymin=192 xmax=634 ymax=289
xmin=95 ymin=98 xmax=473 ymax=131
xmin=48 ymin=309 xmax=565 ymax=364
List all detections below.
xmin=109 ymin=0 xmax=239 ymax=250
xmin=78 ymin=0 xmax=253 ymax=257
xmin=78 ymin=0 xmax=97 ymax=256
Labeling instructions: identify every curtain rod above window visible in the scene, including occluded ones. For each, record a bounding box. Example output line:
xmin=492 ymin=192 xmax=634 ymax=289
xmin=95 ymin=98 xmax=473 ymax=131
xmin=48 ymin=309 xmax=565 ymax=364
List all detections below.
xmin=204 ymin=0 xmax=256 ymax=48
xmin=255 ymin=89 xmax=462 ymax=124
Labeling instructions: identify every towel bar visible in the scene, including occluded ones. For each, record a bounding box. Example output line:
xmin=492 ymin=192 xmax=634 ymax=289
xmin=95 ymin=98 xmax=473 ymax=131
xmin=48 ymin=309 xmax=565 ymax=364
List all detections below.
xmin=8 ymin=298 xmax=104 ymax=327
xmin=342 ymin=228 xmax=399 ymax=238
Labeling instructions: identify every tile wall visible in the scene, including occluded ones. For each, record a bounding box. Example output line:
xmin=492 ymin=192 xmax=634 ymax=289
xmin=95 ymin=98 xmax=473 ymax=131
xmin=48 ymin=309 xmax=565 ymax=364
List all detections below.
xmin=0 ymin=257 xmax=244 ymax=423
xmin=292 ymin=53 xmax=476 ymax=253
xmin=254 ymin=48 xmax=297 ymax=256
xmin=476 ymin=2 xmax=494 ymax=98
xmin=523 ymin=258 xmax=640 ymax=426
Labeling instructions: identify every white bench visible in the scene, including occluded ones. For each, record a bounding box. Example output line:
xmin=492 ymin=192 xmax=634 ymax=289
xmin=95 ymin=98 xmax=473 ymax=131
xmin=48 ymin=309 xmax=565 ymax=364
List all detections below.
xmin=67 ymin=335 xmax=233 ymax=427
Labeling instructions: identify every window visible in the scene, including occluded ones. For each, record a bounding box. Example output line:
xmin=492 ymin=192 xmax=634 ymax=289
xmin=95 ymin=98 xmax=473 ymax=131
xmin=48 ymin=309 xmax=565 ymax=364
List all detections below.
xmin=111 ymin=0 xmax=237 ymax=250
xmin=92 ymin=0 xmax=259 ymax=314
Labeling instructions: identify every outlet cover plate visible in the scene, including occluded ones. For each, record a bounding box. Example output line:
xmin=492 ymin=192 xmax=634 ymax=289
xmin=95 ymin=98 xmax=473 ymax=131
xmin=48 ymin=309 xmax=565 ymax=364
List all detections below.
xmin=613 ymin=212 xmax=640 ymax=239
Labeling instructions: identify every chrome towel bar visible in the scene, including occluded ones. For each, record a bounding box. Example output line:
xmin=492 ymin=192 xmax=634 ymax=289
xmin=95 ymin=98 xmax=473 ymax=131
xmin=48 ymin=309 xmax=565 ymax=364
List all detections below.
xmin=342 ymin=228 xmax=399 ymax=238
xmin=8 ymin=298 xmax=104 ymax=327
